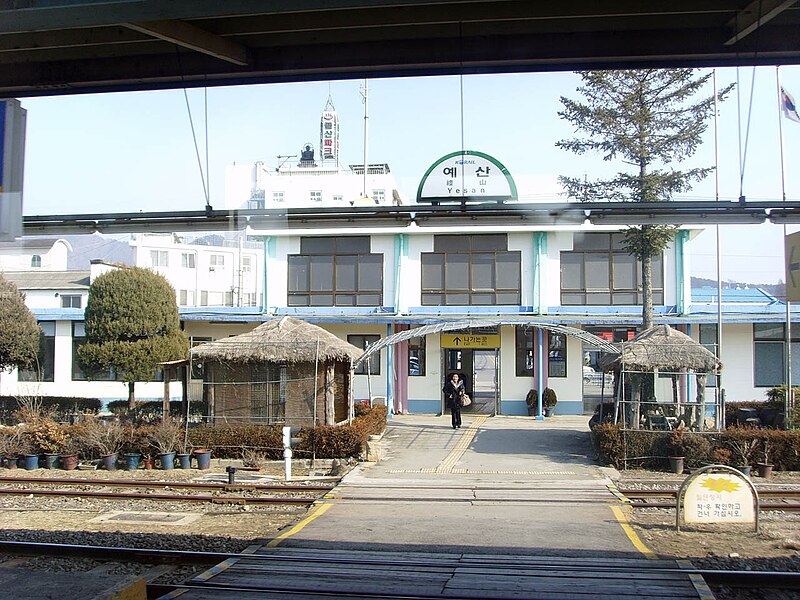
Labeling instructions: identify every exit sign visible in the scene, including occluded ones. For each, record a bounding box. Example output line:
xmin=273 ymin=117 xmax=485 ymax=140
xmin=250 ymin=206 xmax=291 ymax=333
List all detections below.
xmin=440 ymin=334 xmax=500 ymax=349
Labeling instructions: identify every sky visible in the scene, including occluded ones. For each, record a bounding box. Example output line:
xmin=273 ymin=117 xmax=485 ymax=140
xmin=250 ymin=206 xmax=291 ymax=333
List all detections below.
xmin=17 ymin=66 xmax=800 ymax=285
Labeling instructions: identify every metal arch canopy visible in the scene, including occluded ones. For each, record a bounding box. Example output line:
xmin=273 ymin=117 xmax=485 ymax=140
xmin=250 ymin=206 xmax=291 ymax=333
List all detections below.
xmin=352 ymin=319 xmax=619 ymax=368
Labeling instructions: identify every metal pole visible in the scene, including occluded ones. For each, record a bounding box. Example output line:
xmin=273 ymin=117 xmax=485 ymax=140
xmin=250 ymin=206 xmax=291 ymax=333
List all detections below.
xmin=777 ymin=67 xmax=793 ymax=420
xmin=713 ymin=69 xmax=724 ymax=414
xmin=536 ymin=328 xmax=544 ymax=420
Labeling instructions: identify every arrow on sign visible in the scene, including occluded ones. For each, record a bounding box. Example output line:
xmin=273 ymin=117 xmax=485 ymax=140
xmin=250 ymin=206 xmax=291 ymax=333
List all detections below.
xmin=452 ymin=336 xmax=462 ymax=346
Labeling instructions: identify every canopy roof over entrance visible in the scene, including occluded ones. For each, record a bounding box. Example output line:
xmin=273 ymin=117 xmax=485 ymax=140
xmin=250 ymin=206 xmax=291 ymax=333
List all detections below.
xmin=352 ymin=319 xmax=619 ymax=368
xmin=2 ymin=1 xmax=799 ymax=98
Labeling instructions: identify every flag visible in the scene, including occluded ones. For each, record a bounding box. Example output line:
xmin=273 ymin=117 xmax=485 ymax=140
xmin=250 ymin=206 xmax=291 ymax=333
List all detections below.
xmin=782 ymin=87 xmax=800 ymax=124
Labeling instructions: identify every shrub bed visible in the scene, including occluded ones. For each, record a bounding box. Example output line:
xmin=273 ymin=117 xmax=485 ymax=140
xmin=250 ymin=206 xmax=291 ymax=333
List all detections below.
xmin=0 ymin=396 xmax=101 ymax=425
xmin=593 ymin=423 xmax=800 ymax=471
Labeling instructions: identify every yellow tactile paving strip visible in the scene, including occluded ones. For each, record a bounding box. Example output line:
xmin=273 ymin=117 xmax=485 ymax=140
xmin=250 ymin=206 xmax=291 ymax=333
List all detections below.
xmin=435 ymin=415 xmax=486 ymax=473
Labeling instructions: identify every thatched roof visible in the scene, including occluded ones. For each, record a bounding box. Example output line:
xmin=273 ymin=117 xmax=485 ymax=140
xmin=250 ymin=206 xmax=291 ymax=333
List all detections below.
xmin=190 ymin=316 xmax=363 ymax=364
xmin=598 ymin=325 xmax=722 ymax=373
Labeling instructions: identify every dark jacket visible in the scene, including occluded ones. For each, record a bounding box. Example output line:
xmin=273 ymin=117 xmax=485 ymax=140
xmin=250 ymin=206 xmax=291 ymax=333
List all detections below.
xmin=443 ymin=379 xmax=465 ymax=409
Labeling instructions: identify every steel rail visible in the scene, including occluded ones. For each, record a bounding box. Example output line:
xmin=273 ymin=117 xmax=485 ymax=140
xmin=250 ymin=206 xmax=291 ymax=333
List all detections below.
xmin=2 ymin=540 xmax=799 ymax=595
xmin=0 ymin=475 xmax=334 ymax=493
xmin=0 ymin=487 xmax=319 ymax=505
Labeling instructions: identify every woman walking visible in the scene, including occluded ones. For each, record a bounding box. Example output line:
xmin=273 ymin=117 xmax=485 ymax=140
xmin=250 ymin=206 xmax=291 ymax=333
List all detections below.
xmin=443 ymin=372 xmax=465 ymax=429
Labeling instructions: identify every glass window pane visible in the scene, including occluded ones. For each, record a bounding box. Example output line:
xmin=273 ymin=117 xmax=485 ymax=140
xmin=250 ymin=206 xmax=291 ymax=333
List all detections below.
xmin=358 ymin=254 xmax=382 ymax=291
xmin=288 ymin=256 xmax=309 ymax=292
xmin=446 ymin=293 xmax=469 ymax=305
xmin=755 ymin=324 xmax=784 ymax=340
xmin=310 ymin=294 xmax=333 ymax=306
xmin=496 ymin=292 xmax=520 ymax=305
xmin=573 ymin=233 xmax=610 ymax=251
xmin=421 ymin=254 xmax=444 ymax=290
xmin=445 ymin=254 xmax=469 ymax=290
xmin=471 ymin=253 xmax=494 ymax=290
xmin=561 ymin=253 xmax=584 ymax=289
xmin=301 ymin=237 xmax=335 ymax=254
xmin=471 ymin=293 xmax=495 ymax=305
xmin=586 ymin=292 xmax=611 ymax=305
xmin=612 ymin=292 xmax=637 ymax=305
xmin=496 ymin=252 xmax=521 ymax=289
xmin=335 ymin=294 xmax=356 ymax=306
xmin=336 ymin=255 xmax=357 ymax=291
xmin=422 ymin=293 xmax=443 ymax=305
xmin=357 ymin=294 xmax=381 ymax=306
xmin=337 ymin=236 xmax=370 ymax=253
xmin=434 ymin=235 xmax=469 ymax=252
xmin=651 ymin=255 xmax=664 ymax=287
xmin=515 ymin=327 xmax=534 ymax=376
xmin=585 ymin=254 xmax=610 ymax=289
xmin=610 ymin=233 xmax=626 ymax=250
xmin=755 ymin=341 xmax=784 ymax=386
xmin=562 ymin=293 xmax=584 ymax=305
xmin=310 ymin=255 xmax=333 ymax=291
xmin=288 ymin=295 xmax=309 ymax=306
xmin=471 ymin=234 xmax=506 ymax=251
xmin=612 ymin=253 xmax=637 ymax=290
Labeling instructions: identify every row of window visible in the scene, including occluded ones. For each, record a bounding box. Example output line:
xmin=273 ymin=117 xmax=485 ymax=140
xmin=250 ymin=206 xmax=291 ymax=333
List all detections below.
xmin=15 ymin=322 xmax=796 ymax=388
xmin=287 ymin=233 xmax=664 ymax=308
xmin=150 ymin=251 xmax=254 ymax=272
xmin=177 ymin=290 xmax=260 ymax=307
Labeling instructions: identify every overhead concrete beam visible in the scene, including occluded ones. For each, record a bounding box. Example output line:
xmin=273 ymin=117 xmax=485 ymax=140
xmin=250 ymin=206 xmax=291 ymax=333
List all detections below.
xmin=724 ymin=0 xmax=797 ymax=46
xmin=125 ymin=20 xmax=249 ymax=65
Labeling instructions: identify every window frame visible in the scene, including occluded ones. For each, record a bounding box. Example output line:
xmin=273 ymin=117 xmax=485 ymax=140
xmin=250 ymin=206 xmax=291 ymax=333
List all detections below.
xmin=348 ymin=334 xmax=381 ymax=375
xmin=754 ymin=323 xmax=799 ymax=388
xmin=548 ymin=332 xmax=567 ymax=378
xmin=181 ymin=252 xmax=196 ymax=269
xmin=515 ymin=326 xmax=535 ymax=377
xmin=408 ymin=331 xmax=426 ymax=377
xmin=60 ymin=294 xmax=82 ymax=309
xmin=150 ymin=250 xmax=169 ymax=268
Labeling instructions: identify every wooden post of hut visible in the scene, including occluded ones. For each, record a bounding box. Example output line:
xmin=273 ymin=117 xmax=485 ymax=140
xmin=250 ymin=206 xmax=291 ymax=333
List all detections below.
xmin=162 ymin=365 xmax=170 ymax=422
xmin=325 ymin=363 xmax=335 ymax=426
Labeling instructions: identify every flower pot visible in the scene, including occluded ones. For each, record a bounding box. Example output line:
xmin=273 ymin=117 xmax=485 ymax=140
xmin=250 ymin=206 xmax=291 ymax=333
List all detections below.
xmin=158 ymin=452 xmax=176 ymax=470
xmin=6 ymin=456 xmax=17 ymax=470
xmin=123 ymin=453 xmax=141 ymax=471
xmin=42 ymin=453 xmax=60 ymax=469
xmin=668 ymin=456 xmax=685 ymax=474
xmin=60 ymin=454 xmax=79 ymax=471
xmin=101 ymin=453 xmax=118 ymax=471
xmin=193 ymin=449 xmax=211 ymax=470
xmin=143 ymin=458 xmax=154 ymax=470
xmin=176 ymin=453 xmax=191 ymax=469
xmin=734 ymin=465 xmax=752 ymax=477
xmin=22 ymin=454 xmax=40 ymax=470
xmin=756 ymin=463 xmax=774 ymax=480
xmin=544 ymin=407 xmax=555 ymax=417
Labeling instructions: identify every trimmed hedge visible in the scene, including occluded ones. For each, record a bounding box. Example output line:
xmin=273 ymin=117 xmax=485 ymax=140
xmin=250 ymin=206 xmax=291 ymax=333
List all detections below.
xmin=0 ymin=396 xmax=101 ymax=425
xmin=593 ymin=423 xmax=800 ymax=471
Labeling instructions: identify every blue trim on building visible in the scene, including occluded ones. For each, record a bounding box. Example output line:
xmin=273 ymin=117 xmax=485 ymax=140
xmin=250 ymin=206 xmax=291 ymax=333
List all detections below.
xmin=500 ymin=400 xmax=528 ymax=416
xmin=555 ymin=400 xmax=584 ymax=416
xmin=408 ymin=399 xmax=442 ymax=414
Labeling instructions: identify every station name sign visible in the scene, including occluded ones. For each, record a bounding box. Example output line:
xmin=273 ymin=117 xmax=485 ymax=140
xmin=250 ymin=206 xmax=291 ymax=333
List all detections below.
xmin=416 ymin=151 xmax=517 ymax=203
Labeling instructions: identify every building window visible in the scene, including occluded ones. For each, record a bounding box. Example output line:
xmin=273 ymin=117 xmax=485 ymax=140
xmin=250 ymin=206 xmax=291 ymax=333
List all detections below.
xmin=210 ymin=254 xmax=225 ymax=270
xmin=699 ymin=324 xmax=719 ymax=387
xmin=242 ymin=255 xmax=252 ymax=273
xmin=200 ymin=291 xmax=209 ymax=306
xmin=288 ymin=236 xmax=383 ymax=306
xmin=372 ymin=189 xmax=385 ymax=203
xmin=181 ymin=253 xmax=196 ymax=269
xmin=548 ymin=332 xmax=567 ymax=378
xmin=31 ymin=255 xmax=41 ymax=268
xmin=150 ymin=250 xmax=168 ymax=267
xmin=408 ymin=331 xmax=426 ymax=376
xmin=178 ymin=289 xmax=195 ymax=306
xmin=348 ymin=334 xmax=380 ymax=375
xmin=61 ymin=294 xmax=82 ymax=309
xmin=272 ymin=191 xmax=285 ymax=203
xmin=515 ymin=327 xmax=535 ymax=376
xmin=754 ymin=323 xmax=799 ymax=387
xmin=421 ymin=234 xmax=521 ymax=306
xmin=19 ymin=322 xmax=55 ymax=382
xmin=241 ymin=292 xmax=257 ymax=307
xmin=225 ymin=290 xmax=234 ymax=306
xmin=310 ymin=190 xmax=322 ymax=202
xmin=561 ymin=233 xmax=663 ymax=306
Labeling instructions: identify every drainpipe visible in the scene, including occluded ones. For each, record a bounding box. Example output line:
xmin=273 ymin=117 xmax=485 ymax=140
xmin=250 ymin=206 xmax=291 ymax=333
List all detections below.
xmin=386 ymin=323 xmax=393 ymax=418
xmin=536 ymin=328 xmax=544 ymax=420
xmin=261 ymin=237 xmax=269 ymax=314
xmin=676 ymin=230 xmax=689 ymax=315
xmin=533 ymin=232 xmax=547 ymax=315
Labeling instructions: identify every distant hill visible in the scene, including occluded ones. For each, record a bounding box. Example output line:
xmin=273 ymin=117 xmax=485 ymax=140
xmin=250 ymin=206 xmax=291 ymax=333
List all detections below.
xmin=691 ymin=276 xmax=785 ymax=300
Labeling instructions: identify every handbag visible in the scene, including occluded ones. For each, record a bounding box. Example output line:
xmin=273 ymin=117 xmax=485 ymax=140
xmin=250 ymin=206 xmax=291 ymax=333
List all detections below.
xmin=461 ymin=393 xmax=471 ymax=407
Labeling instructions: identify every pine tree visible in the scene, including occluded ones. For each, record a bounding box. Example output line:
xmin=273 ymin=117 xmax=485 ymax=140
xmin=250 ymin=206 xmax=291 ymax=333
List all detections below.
xmin=0 ymin=274 xmax=40 ymax=371
xmin=78 ymin=267 xmax=187 ymax=409
xmin=557 ymin=69 xmax=732 ymax=328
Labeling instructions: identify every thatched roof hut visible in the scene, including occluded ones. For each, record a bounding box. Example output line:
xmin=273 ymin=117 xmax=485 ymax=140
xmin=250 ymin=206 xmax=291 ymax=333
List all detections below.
xmin=599 ymin=325 xmax=722 ymax=373
xmin=190 ymin=317 xmax=362 ymax=426
xmin=190 ymin=316 xmax=363 ymax=364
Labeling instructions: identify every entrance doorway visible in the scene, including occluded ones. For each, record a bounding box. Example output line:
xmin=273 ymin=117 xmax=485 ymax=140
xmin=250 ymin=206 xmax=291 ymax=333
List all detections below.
xmin=444 ymin=348 xmax=498 ymax=415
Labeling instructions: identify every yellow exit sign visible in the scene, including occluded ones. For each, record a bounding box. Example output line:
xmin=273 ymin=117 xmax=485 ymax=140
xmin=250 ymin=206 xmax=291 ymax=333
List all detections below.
xmin=441 ymin=334 xmax=500 ymax=349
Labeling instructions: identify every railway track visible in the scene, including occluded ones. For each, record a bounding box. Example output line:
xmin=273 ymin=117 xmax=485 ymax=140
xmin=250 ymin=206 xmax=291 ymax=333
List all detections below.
xmin=0 ymin=475 xmax=334 ymax=505
xmin=618 ymin=487 xmax=800 ymax=510
xmin=1 ymin=541 xmax=798 ymax=599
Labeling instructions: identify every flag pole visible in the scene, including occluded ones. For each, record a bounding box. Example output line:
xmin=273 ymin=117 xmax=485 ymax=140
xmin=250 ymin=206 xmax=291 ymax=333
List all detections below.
xmin=713 ymin=69 xmax=724 ymax=429
xmin=776 ymin=66 xmax=793 ymax=420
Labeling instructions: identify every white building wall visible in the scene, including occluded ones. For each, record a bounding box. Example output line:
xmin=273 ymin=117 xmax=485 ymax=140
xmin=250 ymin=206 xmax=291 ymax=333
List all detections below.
xmin=324 ymin=323 xmax=387 ymax=402
xmin=0 ymin=239 xmax=71 ymax=272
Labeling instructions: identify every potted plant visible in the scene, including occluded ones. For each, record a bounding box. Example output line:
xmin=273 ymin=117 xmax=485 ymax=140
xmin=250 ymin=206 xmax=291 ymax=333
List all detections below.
xmin=147 ymin=418 xmax=183 ymax=470
xmin=525 ymin=390 xmax=539 ymax=416
xmin=667 ymin=428 xmax=686 ymax=474
xmin=543 ymin=388 xmax=558 ymax=417
xmin=756 ymin=438 xmax=774 ymax=480
xmin=0 ymin=427 xmax=25 ymax=469
xmin=727 ymin=433 xmax=757 ymax=477
xmin=26 ymin=419 xmax=68 ymax=469
xmin=80 ymin=418 xmax=124 ymax=470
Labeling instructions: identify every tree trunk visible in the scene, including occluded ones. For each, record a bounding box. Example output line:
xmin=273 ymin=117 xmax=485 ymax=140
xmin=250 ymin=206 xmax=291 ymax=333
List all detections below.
xmin=127 ymin=381 xmax=136 ymax=410
xmin=162 ymin=368 xmax=170 ymax=423
xmin=642 ymin=249 xmax=654 ymax=330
